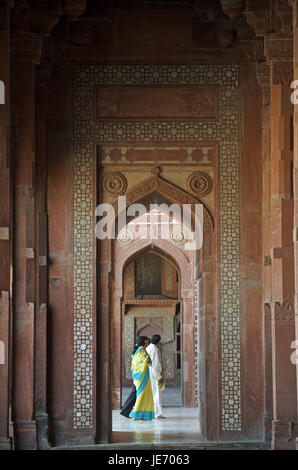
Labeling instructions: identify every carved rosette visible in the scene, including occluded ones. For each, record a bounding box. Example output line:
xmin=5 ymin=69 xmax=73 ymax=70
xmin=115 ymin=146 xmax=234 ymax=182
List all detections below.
xmin=187 ymin=171 xmax=213 ymax=197
xmin=170 ymin=229 xmax=188 ymax=247
xmin=103 ymin=171 xmax=127 ymax=195
xmin=117 ymin=228 xmax=134 ymax=247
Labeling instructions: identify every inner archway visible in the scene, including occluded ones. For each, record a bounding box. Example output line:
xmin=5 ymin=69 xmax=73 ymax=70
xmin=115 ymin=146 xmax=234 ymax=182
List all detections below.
xmin=110 ymin=235 xmax=203 ymax=444
xmin=122 ymin=250 xmax=182 ymax=407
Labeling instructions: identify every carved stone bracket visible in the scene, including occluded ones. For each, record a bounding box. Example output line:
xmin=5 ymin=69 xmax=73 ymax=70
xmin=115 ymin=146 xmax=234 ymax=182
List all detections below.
xmin=246 ymin=7 xmax=270 ymax=38
xmin=256 ymin=62 xmax=270 ymax=88
xmin=271 ymin=61 xmax=294 ymax=86
xmin=256 ymin=62 xmax=271 ymax=105
xmin=276 ymin=2 xmax=293 ymax=33
xmin=273 ymin=295 xmax=296 ymax=322
xmin=265 ymin=36 xmax=293 ymax=63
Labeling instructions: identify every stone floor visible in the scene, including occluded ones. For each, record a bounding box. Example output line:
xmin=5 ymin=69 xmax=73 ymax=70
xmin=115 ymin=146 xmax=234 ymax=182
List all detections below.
xmin=52 ymin=387 xmax=270 ymax=450
xmin=113 ymin=387 xmax=202 ymax=445
xmin=112 ymin=406 xmax=202 ymax=445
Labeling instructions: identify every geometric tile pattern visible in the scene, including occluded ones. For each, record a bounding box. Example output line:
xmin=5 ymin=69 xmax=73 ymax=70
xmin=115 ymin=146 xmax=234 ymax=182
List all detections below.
xmin=73 ymin=64 xmax=241 ymax=431
xmin=73 ymin=142 xmax=94 ymax=429
xmin=194 ymin=279 xmax=200 ymax=401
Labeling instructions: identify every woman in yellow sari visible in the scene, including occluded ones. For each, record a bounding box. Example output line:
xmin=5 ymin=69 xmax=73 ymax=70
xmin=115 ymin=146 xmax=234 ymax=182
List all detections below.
xmin=129 ymin=337 xmax=155 ymax=420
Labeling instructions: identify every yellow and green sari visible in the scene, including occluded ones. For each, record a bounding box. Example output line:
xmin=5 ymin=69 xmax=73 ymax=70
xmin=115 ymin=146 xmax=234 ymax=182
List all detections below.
xmin=129 ymin=347 xmax=155 ymax=420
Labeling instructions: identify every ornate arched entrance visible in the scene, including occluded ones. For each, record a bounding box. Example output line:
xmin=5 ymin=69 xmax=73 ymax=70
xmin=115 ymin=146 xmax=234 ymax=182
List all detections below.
xmin=97 ymin=173 xmax=216 ymax=440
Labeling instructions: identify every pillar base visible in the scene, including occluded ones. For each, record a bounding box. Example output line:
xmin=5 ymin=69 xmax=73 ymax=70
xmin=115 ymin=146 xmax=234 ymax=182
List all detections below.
xmin=50 ymin=419 xmax=67 ymax=447
xmin=264 ymin=413 xmax=273 ymax=442
xmin=271 ymin=420 xmax=298 ymax=450
xmin=14 ymin=420 xmax=37 ymax=450
xmin=0 ymin=437 xmax=12 ymax=450
xmin=36 ymin=413 xmax=50 ymax=450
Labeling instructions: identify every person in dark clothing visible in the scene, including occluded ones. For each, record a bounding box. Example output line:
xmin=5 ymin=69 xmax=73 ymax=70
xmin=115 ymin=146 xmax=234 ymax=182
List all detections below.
xmin=120 ymin=336 xmax=150 ymax=418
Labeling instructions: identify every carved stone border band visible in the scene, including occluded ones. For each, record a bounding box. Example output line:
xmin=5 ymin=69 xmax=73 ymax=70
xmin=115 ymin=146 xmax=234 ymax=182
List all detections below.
xmin=73 ymin=64 xmax=241 ymax=431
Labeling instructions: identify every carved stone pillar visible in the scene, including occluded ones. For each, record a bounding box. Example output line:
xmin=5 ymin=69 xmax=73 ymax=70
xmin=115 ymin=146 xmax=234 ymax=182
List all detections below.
xmin=289 ymin=0 xmax=298 ymax=450
xmin=0 ymin=1 xmax=12 ymax=451
xmin=265 ymin=35 xmax=298 ymax=449
xmin=256 ymin=62 xmax=273 ymax=441
xmin=34 ymin=52 xmax=51 ymax=450
xmin=11 ymin=31 xmax=42 ymax=450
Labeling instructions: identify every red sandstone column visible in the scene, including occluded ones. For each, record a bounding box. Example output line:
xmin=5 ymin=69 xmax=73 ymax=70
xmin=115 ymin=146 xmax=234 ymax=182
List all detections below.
xmin=47 ymin=57 xmax=74 ymax=447
xmin=181 ymin=289 xmax=195 ymax=407
xmin=256 ymin=62 xmax=273 ymax=441
xmin=97 ymin=238 xmax=112 ymax=443
xmin=0 ymin=0 xmax=12 ymax=450
xmin=34 ymin=55 xmax=51 ymax=450
xmin=267 ymin=54 xmax=297 ymax=449
xmin=201 ymin=259 xmax=219 ymax=441
xmin=290 ymin=0 xmax=298 ymax=450
xmin=11 ymin=31 xmax=42 ymax=450
xmin=240 ymin=62 xmax=264 ymax=442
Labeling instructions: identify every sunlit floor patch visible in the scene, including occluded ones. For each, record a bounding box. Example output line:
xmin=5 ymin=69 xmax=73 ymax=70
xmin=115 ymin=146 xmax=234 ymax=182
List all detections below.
xmin=112 ymin=407 xmax=202 ymax=444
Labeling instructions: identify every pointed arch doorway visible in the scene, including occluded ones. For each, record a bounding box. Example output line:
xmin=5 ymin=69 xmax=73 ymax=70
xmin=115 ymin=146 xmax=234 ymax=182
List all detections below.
xmin=121 ymin=249 xmax=182 ymax=406
xmin=96 ymin=171 xmax=216 ymax=444
xmin=110 ymin=236 xmax=199 ymax=444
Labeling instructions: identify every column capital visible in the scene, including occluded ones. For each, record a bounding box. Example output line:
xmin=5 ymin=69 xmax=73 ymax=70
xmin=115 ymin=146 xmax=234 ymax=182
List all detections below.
xmin=263 ymin=34 xmax=294 ymax=86
xmin=264 ymin=34 xmax=293 ymax=62
xmin=245 ymin=2 xmax=270 ymax=38
xmin=12 ymin=32 xmax=42 ymax=65
xmin=271 ymin=60 xmax=294 ymax=87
